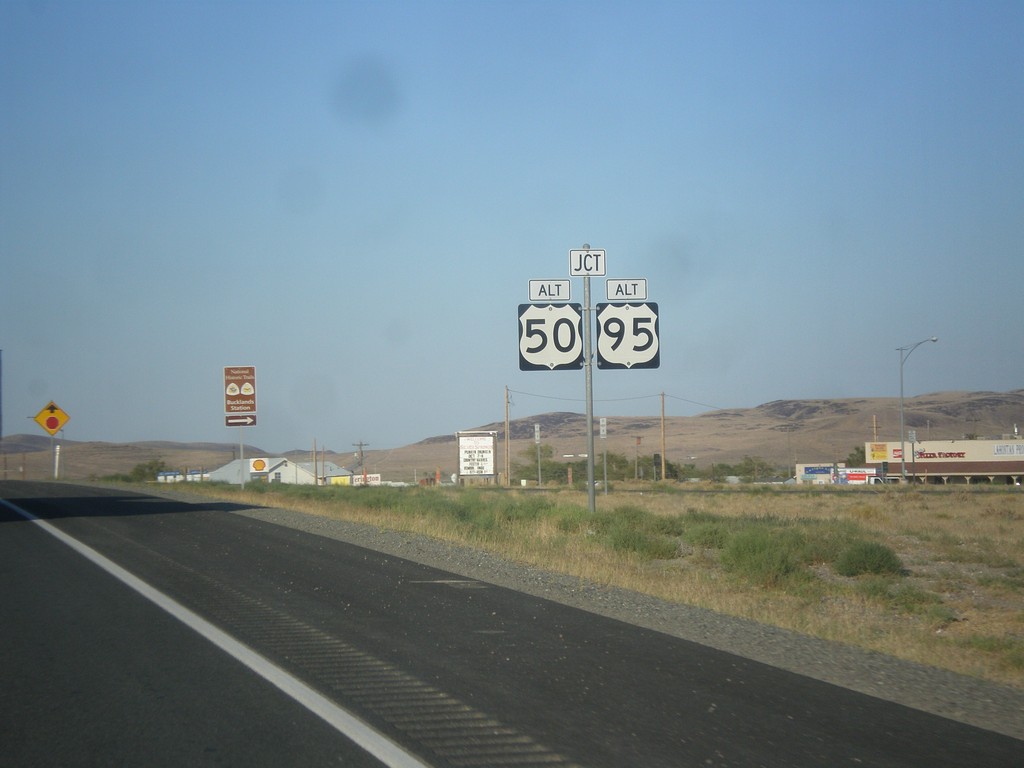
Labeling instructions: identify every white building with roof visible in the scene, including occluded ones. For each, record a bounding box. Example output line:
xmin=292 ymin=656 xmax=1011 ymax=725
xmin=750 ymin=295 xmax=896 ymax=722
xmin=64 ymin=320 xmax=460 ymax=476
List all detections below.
xmin=207 ymin=457 xmax=352 ymax=486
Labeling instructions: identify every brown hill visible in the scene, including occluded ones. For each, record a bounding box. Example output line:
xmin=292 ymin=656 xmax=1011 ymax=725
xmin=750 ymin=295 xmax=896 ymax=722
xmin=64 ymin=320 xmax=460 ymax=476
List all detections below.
xmin=3 ymin=390 xmax=1022 ymax=483
xmin=371 ymin=390 xmax=1024 ymax=481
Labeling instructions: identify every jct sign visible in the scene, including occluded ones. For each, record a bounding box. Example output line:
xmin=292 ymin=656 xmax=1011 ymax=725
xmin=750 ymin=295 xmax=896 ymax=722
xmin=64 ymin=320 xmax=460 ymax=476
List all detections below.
xmin=568 ymin=248 xmax=606 ymax=275
xmin=224 ymin=366 xmax=257 ymax=415
xmin=520 ymin=250 xmax=659 ymax=371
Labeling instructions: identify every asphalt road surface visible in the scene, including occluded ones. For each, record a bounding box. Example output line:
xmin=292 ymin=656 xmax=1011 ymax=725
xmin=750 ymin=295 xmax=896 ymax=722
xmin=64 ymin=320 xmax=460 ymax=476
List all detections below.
xmin=1 ymin=481 xmax=1020 ymax=767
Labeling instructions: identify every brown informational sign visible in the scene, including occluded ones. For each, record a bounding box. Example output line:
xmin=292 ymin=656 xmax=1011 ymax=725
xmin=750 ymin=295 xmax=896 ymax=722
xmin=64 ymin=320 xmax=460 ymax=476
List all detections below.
xmin=224 ymin=366 xmax=256 ymax=416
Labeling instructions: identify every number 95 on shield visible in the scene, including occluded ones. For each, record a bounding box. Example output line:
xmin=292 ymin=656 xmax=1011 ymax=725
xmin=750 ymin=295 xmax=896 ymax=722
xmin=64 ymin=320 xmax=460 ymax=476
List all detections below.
xmin=596 ymin=302 xmax=660 ymax=369
xmin=518 ymin=304 xmax=585 ymax=371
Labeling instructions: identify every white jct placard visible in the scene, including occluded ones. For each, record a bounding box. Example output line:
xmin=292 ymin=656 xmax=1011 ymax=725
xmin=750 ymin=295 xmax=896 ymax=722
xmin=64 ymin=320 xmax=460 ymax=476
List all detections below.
xmin=568 ymin=249 xmax=606 ymax=276
xmin=518 ymin=303 xmax=584 ymax=370
xmin=596 ymin=303 xmax=660 ymax=369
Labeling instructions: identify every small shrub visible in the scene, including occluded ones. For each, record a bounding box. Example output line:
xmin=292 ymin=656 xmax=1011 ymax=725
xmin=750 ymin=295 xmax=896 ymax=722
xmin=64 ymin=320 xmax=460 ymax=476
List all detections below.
xmin=686 ymin=522 xmax=728 ymax=549
xmin=651 ymin=515 xmax=686 ymax=537
xmin=721 ymin=528 xmax=808 ymax=587
xmin=835 ymin=540 xmax=903 ymax=577
xmin=854 ymin=576 xmax=893 ymax=602
xmin=922 ymin=603 xmax=960 ymax=628
xmin=888 ymin=583 xmax=941 ymax=613
xmin=849 ymin=503 xmax=881 ymax=521
xmin=608 ymin=527 xmax=678 ymax=560
xmin=801 ymin=519 xmax=861 ymax=565
xmin=853 ymin=578 xmax=942 ymax=615
xmin=555 ymin=506 xmax=588 ymax=533
xmin=977 ymin=569 xmax=1024 ymax=591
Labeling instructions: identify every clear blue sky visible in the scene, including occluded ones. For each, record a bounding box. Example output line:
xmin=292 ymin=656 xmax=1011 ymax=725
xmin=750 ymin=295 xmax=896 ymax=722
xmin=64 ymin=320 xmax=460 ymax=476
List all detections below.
xmin=2 ymin=1 xmax=1021 ymax=451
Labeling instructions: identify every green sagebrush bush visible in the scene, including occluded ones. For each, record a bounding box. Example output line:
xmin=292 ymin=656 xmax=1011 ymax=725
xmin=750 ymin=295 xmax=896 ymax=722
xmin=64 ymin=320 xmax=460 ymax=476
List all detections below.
xmin=835 ymin=540 xmax=903 ymax=577
xmin=720 ymin=527 xmax=810 ymax=587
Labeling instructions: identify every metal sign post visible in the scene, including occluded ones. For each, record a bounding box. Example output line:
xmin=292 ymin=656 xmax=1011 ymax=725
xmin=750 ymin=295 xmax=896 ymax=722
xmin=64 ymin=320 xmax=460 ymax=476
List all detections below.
xmin=583 ymin=269 xmax=596 ymax=513
xmin=569 ymin=246 xmax=605 ymax=515
xmin=534 ymin=424 xmax=542 ymax=486
xmin=224 ymin=366 xmax=257 ymax=488
xmin=34 ymin=401 xmax=70 ymax=480
xmin=600 ymin=416 xmax=608 ymax=495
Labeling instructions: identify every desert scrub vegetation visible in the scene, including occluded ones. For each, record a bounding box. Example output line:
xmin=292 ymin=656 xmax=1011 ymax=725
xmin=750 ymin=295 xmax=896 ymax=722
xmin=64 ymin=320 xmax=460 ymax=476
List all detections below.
xmin=176 ymin=481 xmax=1024 ymax=688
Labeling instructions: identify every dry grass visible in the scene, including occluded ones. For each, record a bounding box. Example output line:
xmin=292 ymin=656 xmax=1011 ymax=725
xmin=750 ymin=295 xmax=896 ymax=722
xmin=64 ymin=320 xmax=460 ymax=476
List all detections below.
xmin=176 ymin=482 xmax=1024 ymax=688
xmin=614 ymin=488 xmax=1024 ymax=676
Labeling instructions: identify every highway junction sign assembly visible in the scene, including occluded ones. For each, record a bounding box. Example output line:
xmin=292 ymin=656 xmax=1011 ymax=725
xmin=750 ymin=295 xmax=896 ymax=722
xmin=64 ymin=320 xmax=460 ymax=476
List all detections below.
xmin=516 ymin=247 xmax=661 ymax=512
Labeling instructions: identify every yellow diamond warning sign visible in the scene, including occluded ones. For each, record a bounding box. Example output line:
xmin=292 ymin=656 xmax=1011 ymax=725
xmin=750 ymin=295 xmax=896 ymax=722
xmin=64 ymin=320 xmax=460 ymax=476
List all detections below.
xmin=34 ymin=401 xmax=70 ymax=436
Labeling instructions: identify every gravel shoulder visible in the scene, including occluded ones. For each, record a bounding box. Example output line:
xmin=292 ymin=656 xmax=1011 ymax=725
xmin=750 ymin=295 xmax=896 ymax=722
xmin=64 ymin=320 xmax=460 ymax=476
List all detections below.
xmin=216 ymin=499 xmax=1024 ymax=742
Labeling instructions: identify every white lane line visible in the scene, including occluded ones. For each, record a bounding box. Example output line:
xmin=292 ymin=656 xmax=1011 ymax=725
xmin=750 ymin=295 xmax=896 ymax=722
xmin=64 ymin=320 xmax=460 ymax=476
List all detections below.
xmin=1 ymin=499 xmax=432 ymax=768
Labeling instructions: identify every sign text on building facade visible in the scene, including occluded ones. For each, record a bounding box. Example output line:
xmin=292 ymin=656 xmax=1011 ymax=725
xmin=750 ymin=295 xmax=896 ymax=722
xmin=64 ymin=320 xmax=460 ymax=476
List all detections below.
xmin=458 ymin=431 xmax=497 ymax=477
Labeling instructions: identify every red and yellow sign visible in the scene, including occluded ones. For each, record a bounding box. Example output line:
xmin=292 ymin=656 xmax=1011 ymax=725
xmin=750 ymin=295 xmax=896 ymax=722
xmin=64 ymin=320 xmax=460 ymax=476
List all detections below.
xmin=34 ymin=401 xmax=70 ymax=436
xmin=869 ymin=443 xmax=889 ymax=462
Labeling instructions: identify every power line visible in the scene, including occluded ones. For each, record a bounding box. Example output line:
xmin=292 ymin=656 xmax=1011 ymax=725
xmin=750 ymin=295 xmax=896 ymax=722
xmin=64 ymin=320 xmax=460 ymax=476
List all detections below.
xmin=507 ymin=388 xmax=722 ymax=412
xmin=663 ymin=393 xmax=724 ymax=411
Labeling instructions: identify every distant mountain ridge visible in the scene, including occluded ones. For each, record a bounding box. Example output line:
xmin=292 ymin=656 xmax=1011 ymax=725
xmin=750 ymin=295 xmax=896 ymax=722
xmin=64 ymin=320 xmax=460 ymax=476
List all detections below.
xmin=4 ymin=390 xmax=1022 ymax=481
xmin=456 ymin=388 xmax=1023 ymax=442
xmin=402 ymin=390 xmax=1023 ymax=479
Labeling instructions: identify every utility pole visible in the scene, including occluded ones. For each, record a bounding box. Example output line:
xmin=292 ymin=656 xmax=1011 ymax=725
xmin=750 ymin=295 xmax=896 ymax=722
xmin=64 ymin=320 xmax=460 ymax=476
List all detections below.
xmin=353 ymin=441 xmax=369 ymax=485
xmin=504 ymin=386 xmax=511 ymax=487
xmin=660 ymin=392 xmax=667 ymax=481
xmin=898 ymin=336 xmax=938 ymax=482
xmin=0 ymin=349 xmax=4 ymax=480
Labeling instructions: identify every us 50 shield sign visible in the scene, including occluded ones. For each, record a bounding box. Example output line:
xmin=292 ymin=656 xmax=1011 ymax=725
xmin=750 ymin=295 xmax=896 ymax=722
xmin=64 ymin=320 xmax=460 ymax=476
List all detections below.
xmin=518 ymin=303 xmax=584 ymax=370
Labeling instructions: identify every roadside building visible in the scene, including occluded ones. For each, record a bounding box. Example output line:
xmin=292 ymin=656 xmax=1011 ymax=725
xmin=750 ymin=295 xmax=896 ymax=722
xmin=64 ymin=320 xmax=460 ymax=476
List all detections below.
xmin=795 ymin=463 xmax=845 ymax=485
xmin=794 ymin=463 xmax=882 ymax=485
xmin=156 ymin=469 xmax=210 ymax=483
xmin=330 ymin=472 xmax=383 ymax=486
xmin=208 ymin=457 xmax=352 ymax=486
xmin=865 ymin=439 xmax=1024 ymax=485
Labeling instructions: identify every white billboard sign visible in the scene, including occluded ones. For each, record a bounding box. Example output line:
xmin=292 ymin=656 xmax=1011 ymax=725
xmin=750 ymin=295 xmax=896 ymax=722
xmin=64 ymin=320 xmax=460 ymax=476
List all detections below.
xmin=458 ymin=431 xmax=497 ymax=477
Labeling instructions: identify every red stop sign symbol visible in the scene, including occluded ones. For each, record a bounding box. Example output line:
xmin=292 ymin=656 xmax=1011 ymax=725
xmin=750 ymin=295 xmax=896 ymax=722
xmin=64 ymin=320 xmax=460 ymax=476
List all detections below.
xmin=46 ymin=416 xmax=60 ymax=431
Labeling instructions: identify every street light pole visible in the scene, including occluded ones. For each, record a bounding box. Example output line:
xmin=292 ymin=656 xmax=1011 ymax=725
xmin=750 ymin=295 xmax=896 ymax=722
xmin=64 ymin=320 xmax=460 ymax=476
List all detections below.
xmin=898 ymin=336 xmax=938 ymax=482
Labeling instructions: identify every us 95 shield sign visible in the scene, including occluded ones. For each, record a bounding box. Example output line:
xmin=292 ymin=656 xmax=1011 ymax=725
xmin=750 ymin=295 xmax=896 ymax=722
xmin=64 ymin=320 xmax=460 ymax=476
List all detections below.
xmin=596 ymin=303 xmax=660 ymax=369
xmin=518 ymin=303 xmax=584 ymax=371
